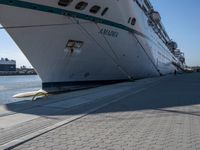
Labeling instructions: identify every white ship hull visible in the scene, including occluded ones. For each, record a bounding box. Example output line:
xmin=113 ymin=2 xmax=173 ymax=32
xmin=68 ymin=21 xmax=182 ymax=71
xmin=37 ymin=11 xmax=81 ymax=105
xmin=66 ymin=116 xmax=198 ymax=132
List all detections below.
xmin=0 ymin=0 xmax=183 ymax=92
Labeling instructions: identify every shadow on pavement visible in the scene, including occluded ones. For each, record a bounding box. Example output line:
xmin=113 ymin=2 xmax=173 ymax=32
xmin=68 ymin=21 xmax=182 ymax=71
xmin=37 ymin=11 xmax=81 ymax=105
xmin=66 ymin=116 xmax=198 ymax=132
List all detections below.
xmin=3 ymin=73 xmax=200 ymax=117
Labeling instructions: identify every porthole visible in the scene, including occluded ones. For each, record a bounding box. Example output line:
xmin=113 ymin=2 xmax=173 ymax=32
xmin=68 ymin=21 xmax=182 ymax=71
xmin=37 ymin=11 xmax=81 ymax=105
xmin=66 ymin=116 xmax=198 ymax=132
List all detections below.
xmin=90 ymin=5 xmax=101 ymax=14
xmin=131 ymin=18 xmax=136 ymax=25
xmin=58 ymin=0 xmax=73 ymax=7
xmin=101 ymin=7 xmax=109 ymax=16
xmin=75 ymin=1 xmax=88 ymax=10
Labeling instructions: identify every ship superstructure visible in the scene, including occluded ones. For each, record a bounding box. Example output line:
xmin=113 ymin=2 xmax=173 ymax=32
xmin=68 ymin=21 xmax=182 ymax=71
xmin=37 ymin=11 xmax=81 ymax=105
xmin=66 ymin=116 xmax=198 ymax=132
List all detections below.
xmin=0 ymin=58 xmax=16 ymax=71
xmin=0 ymin=0 xmax=185 ymax=92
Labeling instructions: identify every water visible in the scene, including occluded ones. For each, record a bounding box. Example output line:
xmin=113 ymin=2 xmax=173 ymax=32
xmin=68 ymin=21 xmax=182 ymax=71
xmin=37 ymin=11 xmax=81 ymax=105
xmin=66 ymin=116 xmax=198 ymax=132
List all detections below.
xmin=0 ymin=75 xmax=41 ymax=104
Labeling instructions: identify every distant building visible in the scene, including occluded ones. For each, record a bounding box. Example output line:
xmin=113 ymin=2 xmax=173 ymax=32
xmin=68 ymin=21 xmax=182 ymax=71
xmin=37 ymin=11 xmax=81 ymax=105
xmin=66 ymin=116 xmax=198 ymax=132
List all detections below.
xmin=191 ymin=66 xmax=200 ymax=72
xmin=0 ymin=58 xmax=16 ymax=71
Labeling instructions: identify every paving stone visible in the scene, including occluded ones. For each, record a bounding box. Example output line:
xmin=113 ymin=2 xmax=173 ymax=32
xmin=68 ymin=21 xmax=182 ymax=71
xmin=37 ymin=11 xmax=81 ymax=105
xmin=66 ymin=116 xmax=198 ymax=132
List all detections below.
xmin=3 ymin=73 xmax=200 ymax=150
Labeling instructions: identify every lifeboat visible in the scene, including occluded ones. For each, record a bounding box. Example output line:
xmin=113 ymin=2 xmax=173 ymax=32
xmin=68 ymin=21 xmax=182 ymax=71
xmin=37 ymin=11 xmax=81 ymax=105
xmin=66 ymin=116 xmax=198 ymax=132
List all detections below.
xmin=167 ymin=41 xmax=178 ymax=51
xmin=151 ymin=11 xmax=161 ymax=23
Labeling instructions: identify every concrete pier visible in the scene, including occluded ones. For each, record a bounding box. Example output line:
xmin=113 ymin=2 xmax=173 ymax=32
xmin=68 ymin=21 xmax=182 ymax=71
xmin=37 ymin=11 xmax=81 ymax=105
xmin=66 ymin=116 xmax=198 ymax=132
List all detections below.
xmin=0 ymin=73 xmax=200 ymax=150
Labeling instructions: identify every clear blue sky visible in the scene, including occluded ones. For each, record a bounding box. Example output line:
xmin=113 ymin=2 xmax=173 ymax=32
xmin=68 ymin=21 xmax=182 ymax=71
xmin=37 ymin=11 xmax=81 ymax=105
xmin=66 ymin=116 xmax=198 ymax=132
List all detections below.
xmin=0 ymin=0 xmax=200 ymax=67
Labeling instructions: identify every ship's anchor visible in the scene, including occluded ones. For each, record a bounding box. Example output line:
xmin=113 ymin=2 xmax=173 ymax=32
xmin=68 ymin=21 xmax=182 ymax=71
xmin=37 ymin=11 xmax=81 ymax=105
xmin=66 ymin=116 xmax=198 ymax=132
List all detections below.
xmin=65 ymin=40 xmax=84 ymax=55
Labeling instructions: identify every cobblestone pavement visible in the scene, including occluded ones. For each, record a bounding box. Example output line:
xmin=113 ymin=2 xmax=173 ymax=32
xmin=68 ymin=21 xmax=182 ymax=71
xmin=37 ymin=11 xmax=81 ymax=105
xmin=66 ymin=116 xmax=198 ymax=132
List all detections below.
xmin=8 ymin=73 xmax=200 ymax=150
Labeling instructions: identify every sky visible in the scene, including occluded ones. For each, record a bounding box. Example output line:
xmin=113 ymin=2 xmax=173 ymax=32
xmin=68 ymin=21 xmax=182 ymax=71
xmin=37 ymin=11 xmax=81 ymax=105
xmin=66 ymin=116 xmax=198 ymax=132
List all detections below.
xmin=151 ymin=0 xmax=200 ymax=66
xmin=0 ymin=27 xmax=32 ymax=68
xmin=0 ymin=0 xmax=200 ymax=67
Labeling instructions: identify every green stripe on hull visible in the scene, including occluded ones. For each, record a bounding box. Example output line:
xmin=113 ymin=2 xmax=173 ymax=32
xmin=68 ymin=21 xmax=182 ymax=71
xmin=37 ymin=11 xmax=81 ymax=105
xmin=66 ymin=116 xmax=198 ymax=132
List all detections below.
xmin=0 ymin=0 xmax=149 ymax=39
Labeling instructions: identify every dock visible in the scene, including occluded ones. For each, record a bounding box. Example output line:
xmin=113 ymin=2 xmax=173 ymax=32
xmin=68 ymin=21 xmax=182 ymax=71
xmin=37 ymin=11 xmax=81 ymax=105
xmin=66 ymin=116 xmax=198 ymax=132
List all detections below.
xmin=0 ymin=73 xmax=200 ymax=150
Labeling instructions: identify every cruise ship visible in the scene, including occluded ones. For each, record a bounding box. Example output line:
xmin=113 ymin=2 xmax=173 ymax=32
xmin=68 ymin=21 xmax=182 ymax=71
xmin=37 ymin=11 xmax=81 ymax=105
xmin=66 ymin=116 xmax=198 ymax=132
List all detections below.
xmin=0 ymin=58 xmax=16 ymax=72
xmin=0 ymin=0 xmax=185 ymax=92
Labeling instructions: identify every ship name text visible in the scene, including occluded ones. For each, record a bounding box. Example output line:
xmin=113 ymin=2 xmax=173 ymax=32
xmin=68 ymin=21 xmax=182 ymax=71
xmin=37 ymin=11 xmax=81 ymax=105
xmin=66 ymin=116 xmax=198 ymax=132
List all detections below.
xmin=99 ymin=28 xmax=119 ymax=38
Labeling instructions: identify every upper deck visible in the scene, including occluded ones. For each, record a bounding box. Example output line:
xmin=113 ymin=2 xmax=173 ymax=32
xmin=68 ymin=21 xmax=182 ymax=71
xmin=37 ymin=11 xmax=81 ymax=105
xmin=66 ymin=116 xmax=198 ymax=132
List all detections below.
xmin=0 ymin=58 xmax=16 ymax=65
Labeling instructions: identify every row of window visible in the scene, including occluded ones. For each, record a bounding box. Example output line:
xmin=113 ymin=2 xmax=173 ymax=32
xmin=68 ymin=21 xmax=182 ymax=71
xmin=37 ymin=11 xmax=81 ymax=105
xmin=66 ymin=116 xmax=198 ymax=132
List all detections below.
xmin=58 ymin=0 xmax=109 ymax=16
xmin=58 ymin=0 xmax=136 ymax=26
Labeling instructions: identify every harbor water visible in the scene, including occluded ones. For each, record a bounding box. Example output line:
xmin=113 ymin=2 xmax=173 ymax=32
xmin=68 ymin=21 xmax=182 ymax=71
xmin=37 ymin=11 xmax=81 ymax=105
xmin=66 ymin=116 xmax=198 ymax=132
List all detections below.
xmin=0 ymin=75 xmax=41 ymax=104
